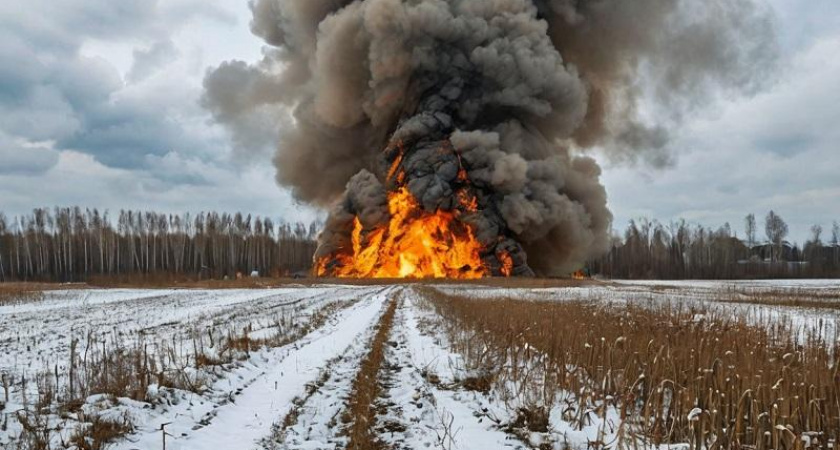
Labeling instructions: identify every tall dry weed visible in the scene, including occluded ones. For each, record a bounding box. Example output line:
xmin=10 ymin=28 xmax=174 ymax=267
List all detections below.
xmin=421 ymin=287 xmax=840 ymax=449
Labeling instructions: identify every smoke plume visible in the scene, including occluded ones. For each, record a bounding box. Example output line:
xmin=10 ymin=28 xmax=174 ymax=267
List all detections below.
xmin=204 ymin=0 xmax=777 ymax=276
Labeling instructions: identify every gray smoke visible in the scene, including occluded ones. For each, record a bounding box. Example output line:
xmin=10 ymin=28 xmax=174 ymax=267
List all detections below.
xmin=203 ymin=0 xmax=777 ymax=276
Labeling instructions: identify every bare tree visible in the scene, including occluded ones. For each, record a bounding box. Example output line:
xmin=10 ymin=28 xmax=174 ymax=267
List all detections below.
xmin=811 ymin=225 xmax=823 ymax=245
xmin=765 ymin=211 xmax=789 ymax=262
xmin=0 ymin=208 xmax=320 ymax=282
xmin=0 ymin=214 xmax=6 ymax=281
xmin=804 ymin=224 xmax=825 ymax=273
xmin=591 ymin=214 xmax=840 ymax=280
xmin=745 ymin=214 xmax=756 ymax=249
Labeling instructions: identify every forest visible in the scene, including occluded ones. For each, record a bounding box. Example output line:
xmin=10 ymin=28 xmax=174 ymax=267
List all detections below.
xmin=591 ymin=211 xmax=840 ymax=279
xmin=0 ymin=207 xmax=319 ymax=282
xmin=1 ymin=208 xmax=838 ymax=282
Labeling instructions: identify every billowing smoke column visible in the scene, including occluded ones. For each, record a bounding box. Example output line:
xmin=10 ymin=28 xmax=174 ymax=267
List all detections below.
xmin=203 ymin=0 xmax=777 ymax=277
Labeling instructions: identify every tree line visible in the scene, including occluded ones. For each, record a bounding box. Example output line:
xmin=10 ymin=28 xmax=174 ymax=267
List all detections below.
xmin=0 ymin=207 xmax=320 ymax=282
xmin=3 ymin=207 xmax=836 ymax=282
xmin=591 ymin=211 xmax=840 ymax=279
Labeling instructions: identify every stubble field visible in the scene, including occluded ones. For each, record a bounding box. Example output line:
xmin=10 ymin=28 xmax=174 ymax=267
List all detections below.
xmin=1 ymin=279 xmax=839 ymax=450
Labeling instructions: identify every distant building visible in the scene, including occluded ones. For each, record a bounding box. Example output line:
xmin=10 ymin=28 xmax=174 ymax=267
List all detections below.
xmin=744 ymin=240 xmax=798 ymax=263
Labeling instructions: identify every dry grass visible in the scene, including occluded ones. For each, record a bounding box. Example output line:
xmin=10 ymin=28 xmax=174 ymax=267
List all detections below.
xmin=343 ymin=298 xmax=398 ymax=450
xmin=214 ymin=299 xmax=353 ymax=359
xmin=421 ymin=286 xmax=840 ymax=449
xmin=719 ymin=286 xmax=840 ymax=310
xmin=2 ymin=406 xmax=130 ymax=450
xmin=67 ymin=413 xmax=133 ymax=450
xmin=0 ymin=285 xmax=45 ymax=305
xmin=6 ymin=411 xmax=52 ymax=450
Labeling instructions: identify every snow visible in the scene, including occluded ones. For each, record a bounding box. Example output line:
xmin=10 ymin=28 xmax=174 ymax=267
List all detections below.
xmin=0 ymin=285 xmax=382 ymax=449
xmin=277 ymin=299 xmax=388 ymax=449
xmin=0 ymin=286 xmax=377 ymax=371
xmin=612 ymin=279 xmax=840 ymax=290
xmin=378 ymin=290 xmax=524 ymax=450
xmin=115 ymin=286 xmax=394 ymax=450
xmin=1 ymin=279 xmax=838 ymax=450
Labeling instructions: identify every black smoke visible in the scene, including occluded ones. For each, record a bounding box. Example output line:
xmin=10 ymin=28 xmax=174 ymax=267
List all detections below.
xmin=203 ymin=0 xmax=778 ymax=276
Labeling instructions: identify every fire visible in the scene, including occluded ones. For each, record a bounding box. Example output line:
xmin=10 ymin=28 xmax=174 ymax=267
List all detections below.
xmin=317 ymin=187 xmax=488 ymax=279
xmin=498 ymin=250 xmax=514 ymax=277
xmin=572 ymin=269 xmax=587 ymax=280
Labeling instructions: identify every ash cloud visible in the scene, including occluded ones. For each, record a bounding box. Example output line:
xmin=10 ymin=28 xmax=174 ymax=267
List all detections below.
xmin=204 ymin=0 xmax=778 ymax=276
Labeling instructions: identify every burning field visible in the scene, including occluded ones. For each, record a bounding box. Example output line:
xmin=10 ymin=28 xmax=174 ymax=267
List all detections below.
xmin=203 ymin=0 xmax=778 ymax=280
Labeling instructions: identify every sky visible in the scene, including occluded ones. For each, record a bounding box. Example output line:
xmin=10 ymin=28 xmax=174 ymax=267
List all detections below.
xmin=0 ymin=0 xmax=838 ymax=245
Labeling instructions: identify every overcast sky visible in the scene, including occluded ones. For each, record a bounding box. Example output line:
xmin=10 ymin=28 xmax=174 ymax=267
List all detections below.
xmin=0 ymin=0 xmax=838 ymax=244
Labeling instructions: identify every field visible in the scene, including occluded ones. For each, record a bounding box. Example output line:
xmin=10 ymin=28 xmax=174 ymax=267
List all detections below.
xmin=1 ymin=280 xmax=839 ymax=450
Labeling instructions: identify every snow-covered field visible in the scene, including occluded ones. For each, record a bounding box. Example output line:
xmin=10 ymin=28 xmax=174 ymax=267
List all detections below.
xmin=1 ymin=279 xmax=838 ymax=449
xmin=441 ymin=279 xmax=840 ymax=342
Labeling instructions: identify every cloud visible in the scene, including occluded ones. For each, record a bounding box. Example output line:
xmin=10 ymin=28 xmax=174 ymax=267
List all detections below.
xmin=0 ymin=43 xmax=201 ymax=169
xmin=767 ymin=0 xmax=840 ymax=50
xmin=0 ymin=151 xmax=321 ymax=223
xmin=753 ymin=134 xmax=814 ymax=158
xmin=0 ymin=132 xmax=59 ymax=175
xmin=127 ymin=40 xmax=179 ymax=83
xmin=0 ymin=0 xmax=325 ymax=226
xmin=57 ymin=95 xmax=209 ymax=168
xmin=0 ymin=0 xmax=239 ymax=171
xmin=0 ymin=34 xmax=46 ymax=101
xmin=0 ymin=85 xmax=81 ymax=141
xmin=143 ymin=151 xmax=221 ymax=186
xmin=0 ymin=0 xmax=236 ymax=50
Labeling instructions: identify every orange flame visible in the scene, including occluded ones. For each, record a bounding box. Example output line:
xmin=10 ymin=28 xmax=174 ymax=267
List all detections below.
xmin=387 ymin=153 xmax=403 ymax=181
xmin=457 ymin=189 xmax=478 ymax=212
xmin=498 ymin=250 xmax=514 ymax=277
xmin=317 ymin=187 xmax=488 ymax=279
xmin=571 ymin=269 xmax=587 ymax=280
